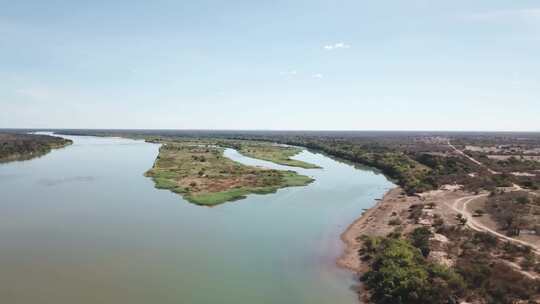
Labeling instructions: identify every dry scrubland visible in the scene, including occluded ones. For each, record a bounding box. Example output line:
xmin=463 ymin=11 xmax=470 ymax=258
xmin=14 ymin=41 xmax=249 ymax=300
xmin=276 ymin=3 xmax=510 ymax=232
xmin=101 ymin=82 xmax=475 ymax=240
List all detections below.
xmin=340 ymin=185 xmax=540 ymax=304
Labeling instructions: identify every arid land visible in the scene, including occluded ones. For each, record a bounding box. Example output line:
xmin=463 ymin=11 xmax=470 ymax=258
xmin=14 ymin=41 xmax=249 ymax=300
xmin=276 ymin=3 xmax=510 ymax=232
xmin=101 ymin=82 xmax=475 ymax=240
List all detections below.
xmin=337 ymin=141 xmax=540 ymax=303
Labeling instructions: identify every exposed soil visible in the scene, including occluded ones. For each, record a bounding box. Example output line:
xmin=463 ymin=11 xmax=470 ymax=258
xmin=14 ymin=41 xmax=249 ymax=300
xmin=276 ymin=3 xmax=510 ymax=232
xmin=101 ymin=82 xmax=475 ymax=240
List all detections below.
xmin=338 ymin=183 xmax=540 ymax=301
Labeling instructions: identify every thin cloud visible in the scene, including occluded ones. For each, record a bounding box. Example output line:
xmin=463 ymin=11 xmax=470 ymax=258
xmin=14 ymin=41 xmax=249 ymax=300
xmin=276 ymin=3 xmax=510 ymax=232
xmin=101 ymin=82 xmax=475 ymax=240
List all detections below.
xmin=14 ymin=85 xmax=87 ymax=104
xmin=15 ymin=87 xmax=54 ymax=100
xmin=312 ymin=73 xmax=323 ymax=79
xmin=466 ymin=8 xmax=540 ymax=21
xmin=280 ymin=70 xmax=298 ymax=76
xmin=323 ymin=42 xmax=351 ymax=50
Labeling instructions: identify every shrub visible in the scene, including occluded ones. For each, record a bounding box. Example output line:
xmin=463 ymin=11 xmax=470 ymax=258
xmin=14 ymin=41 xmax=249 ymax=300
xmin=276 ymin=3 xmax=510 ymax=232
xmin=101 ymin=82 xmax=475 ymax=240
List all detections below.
xmin=473 ymin=209 xmax=485 ymax=217
xmin=433 ymin=214 xmax=444 ymax=227
xmin=362 ymin=236 xmax=465 ymax=304
xmin=520 ymin=253 xmax=536 ymax=270
xmin=516 ymin=196 xmax=530 ymax=205
xmin=472 ymin=232 xmax=498 ymax=248
xmin=389 ymin=218 xmax=403 ymax=226
xmin=409 ymin=204 xmax=424 ymax=222
xmin=410 ymin=227 xmax=432 ymax=257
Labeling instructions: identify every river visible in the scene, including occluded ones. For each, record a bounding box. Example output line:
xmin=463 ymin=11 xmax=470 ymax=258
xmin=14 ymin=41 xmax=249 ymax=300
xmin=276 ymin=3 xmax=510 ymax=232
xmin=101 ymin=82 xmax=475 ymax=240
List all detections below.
xmin=0 ymin=134 xmax=393 ymax=304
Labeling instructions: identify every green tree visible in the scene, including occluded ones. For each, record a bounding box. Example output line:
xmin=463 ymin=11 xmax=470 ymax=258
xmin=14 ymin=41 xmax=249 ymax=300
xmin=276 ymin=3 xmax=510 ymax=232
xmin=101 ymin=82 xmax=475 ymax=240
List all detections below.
xmin=410 ymin=227 xmax=432 ymax=257
xmin=362 ymin=237 xmax=465 ymax=304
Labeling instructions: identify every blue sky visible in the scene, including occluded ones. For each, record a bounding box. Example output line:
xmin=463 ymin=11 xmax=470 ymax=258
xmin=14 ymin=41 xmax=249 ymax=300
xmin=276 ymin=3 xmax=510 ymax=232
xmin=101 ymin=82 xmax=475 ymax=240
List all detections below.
xmin=1 ymin=0 xmax=539 ymax=131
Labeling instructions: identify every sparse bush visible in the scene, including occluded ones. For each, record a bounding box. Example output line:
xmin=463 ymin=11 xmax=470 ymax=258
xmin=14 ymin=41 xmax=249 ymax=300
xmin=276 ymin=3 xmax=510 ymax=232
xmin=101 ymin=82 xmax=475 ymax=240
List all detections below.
xmin=433 ymin=214 xmax=444 ymax=227
xmin=409 ymin=204 xmax=424 ymax=222
xmin=388 ymin=218 xmax=402 ymax=226
xmin=472 ymin=232 xmax=497 ymax=248
xmin=516 ymin=196 xmax=530 ymax=205
xmin=520 ymin=253 xmax=536 ymax=270
xmin=473 ymin=209 xmax=485 ymax=217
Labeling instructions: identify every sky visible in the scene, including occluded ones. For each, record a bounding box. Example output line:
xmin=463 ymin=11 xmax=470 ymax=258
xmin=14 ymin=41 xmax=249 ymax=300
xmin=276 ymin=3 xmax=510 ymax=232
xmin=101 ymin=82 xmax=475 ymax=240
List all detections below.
xmin=1 ymin=0 xmax=539 ymax=131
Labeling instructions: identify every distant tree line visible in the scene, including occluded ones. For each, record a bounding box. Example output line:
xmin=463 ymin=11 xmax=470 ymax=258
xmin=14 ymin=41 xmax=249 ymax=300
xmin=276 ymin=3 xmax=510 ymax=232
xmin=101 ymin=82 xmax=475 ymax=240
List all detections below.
xmin=0 ymin=133 xmax=72 ymax=162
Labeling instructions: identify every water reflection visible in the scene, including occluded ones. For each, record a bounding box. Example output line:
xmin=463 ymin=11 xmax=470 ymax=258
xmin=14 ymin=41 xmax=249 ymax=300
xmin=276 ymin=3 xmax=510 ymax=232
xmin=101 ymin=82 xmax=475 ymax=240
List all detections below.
xmin=37 ymin=176 xmax=97 ymax=186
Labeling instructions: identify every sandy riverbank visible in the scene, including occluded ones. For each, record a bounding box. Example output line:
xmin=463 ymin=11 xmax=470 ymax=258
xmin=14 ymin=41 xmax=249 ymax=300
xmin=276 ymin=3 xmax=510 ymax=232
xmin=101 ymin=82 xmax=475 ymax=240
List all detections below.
xmin=336 ymin=187 xmax=412 ymax=303
xmin=337 ymin=187 xmax=406 ymax=272
xmin=336 ymin=186 xmax=467 ymax=303
xmin=337 ymin=185 xmax=472 ymax=273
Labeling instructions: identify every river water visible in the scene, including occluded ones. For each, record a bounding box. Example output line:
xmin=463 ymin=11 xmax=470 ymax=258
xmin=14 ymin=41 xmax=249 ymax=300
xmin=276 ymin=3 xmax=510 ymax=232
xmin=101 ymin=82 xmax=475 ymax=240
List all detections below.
xmin=0 ymin=135 xmax=393 ymax=304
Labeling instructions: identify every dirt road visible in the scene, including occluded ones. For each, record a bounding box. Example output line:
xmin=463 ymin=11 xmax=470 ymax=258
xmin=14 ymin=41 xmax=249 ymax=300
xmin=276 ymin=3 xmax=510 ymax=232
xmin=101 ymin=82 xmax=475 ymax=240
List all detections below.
xmin=448 ymin=142 xmax=500 ymax=174
xmin=448 ymin=194 xmax=540 ymax=255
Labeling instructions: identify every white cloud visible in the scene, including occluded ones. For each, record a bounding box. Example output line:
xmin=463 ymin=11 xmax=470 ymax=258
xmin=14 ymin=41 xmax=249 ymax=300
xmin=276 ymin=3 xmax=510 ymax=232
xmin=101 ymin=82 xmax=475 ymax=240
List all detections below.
xmin=312 ymin=73 xmax=323 ymax=79
xmin=323 ymin=42 xmax=351 ymax=50
xmin=280 ymin=70 xmax=298 ymax=76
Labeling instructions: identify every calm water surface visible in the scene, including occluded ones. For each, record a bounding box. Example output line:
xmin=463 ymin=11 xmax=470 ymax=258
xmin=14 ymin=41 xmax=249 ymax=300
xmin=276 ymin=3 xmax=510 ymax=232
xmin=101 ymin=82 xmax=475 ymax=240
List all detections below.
xmin=0 ymin=135 xmax=393 ymax=304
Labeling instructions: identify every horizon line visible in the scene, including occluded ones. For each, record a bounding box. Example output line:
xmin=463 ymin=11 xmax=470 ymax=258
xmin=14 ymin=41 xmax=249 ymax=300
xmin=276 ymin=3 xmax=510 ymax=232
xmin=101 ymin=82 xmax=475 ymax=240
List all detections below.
xmin=1 ymin=128 xmax=539 ymax=134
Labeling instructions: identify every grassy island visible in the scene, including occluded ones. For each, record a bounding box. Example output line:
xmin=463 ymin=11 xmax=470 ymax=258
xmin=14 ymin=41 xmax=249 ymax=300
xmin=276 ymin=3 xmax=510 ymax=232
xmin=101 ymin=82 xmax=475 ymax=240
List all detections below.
xmin=0 ymin=133 xmax=72 ymax=163
xmin=145 ymin=142 xmax=314 ymax=206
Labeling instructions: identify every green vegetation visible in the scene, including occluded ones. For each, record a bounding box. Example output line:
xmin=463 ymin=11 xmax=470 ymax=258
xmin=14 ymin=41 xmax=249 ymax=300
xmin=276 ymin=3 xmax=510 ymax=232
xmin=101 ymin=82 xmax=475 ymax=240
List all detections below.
xmin=285 ymin=138 xmax=532 ymax=194
xmin=360 ymin=233 xmax=465 ymax=304
xmin=410 ymin=227 xmax=432 ymax=257
xmin=0 ymin=133 xmax=72 ymax=162
xmin=276 ymin=140 xmax=432 ymax=195
xmin=360 ymin=225 xmax=540 ymax=304
xmin=145 ymin=142 xmax=313 ymax=205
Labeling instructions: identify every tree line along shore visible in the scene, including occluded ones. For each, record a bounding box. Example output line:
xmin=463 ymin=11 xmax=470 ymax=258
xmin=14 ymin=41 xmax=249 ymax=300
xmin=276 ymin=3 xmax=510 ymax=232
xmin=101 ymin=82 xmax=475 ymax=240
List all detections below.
xmin=0 ymin=133 xmax=72 ymax=163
